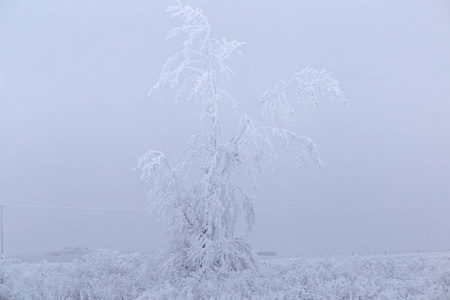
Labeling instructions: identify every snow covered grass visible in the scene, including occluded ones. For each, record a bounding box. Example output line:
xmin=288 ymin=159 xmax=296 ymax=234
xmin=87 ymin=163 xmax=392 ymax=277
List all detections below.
xmin=0 ymin=250 xmax=156 ymax=300
xmin=1 ymin=249 xmax=449 ymax=299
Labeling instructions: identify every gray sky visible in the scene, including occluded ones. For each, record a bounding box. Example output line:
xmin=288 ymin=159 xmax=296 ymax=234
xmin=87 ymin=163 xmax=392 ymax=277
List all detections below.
xmin=1 ymin=0 xmax=449 ymax=257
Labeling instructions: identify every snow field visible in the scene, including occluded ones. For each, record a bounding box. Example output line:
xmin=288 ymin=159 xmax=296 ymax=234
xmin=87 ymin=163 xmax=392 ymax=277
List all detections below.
xmin=1 ymin=249 xmax=449 ymax=299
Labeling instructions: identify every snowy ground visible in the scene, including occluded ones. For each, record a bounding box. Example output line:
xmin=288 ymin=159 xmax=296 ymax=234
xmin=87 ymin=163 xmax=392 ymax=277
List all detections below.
xmin=1 ymin=249 xmax=449 ymax=299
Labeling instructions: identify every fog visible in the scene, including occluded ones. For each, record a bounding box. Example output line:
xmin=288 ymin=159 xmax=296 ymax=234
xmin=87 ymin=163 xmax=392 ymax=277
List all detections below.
xmin=1 ymin=0 xmax=449 ymax=258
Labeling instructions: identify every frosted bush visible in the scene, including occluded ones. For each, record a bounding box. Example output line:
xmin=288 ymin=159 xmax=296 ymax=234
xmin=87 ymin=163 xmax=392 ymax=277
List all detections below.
xmin=137 ymin=253 xmax=450 ymax=299
xmin=0 ymin=249 xmax=156 ymax=300
xmin=1 ymin=251 xmax=449 ymax=299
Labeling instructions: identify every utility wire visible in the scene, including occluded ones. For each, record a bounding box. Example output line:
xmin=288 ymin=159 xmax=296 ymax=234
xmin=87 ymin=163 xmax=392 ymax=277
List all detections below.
xmin=255 ymin=198 xmax=444 ymax=210
xmin=0 ymin=198 xmax=445 ymax=212
xmin=0 ymin=203 xmax=147 ymax=211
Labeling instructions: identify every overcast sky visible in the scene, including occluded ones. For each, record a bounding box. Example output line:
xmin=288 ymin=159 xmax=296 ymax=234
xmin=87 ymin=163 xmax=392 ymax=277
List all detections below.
xmin=1 ymin=0 xmax=449 ymax=258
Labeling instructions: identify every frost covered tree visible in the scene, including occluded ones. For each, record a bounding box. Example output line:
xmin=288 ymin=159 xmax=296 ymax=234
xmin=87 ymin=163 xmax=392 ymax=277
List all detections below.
xmin=137 ymin=1 xmax=346 ymax=275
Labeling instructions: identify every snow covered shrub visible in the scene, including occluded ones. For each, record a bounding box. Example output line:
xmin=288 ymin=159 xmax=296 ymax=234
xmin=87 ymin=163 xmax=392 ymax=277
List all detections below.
xmin=137 ymin=0 xmax=346 ymax=276
xmin=2 ymin=260 xmax=80 ymax=299
xmin=1 ymin=251 xmax=449 ymax=299
xmin=74 ymin=249 xmax=153 ymax=299
xmin=137 ymin=253 xmax=450 ymax=299
xmin=0 ymin=249 xmax=156 ymax=300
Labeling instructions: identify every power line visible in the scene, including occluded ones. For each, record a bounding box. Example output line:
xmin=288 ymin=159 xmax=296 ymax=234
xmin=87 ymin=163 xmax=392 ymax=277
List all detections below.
xmin=0 ymin=198 xmax=446 ymax=212
xmin=1 ymin=203 xmax=147 ymax=211
xmin=255 ymin=198 xmax=445 ymax=210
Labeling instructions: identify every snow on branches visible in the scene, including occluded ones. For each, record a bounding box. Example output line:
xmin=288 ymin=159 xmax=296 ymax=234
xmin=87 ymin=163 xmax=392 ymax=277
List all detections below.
xmin=138 ymin=1 xmax=346 ymax=276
